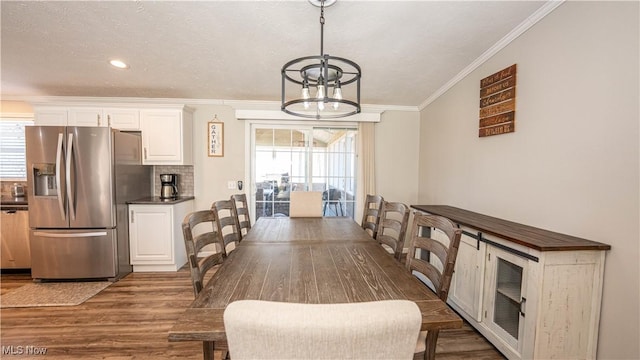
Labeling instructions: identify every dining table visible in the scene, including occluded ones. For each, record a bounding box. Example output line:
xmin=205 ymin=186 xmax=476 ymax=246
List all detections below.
xmin=168 ymin=216 xmax=463 ymax=359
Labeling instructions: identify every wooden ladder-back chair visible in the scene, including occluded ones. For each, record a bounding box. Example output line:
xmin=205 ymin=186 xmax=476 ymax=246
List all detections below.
xmin=211 ymin=199 xmax=242 ymax=254
xmin=231 ymin=193 xmax=251 ymax=237
xmin=405 ymin=212 xmax=462 ymax=360
xmin=376 ymin=201 xmax=410 ymax=260
xmin=182 ymin=210 xmax=227 ymax=360
xmin=361 ymin=194 xmax=384 ymax=238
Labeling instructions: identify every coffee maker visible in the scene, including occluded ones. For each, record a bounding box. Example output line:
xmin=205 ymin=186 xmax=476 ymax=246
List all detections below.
xmin=160 ymin=174 xmax=178 ymax=199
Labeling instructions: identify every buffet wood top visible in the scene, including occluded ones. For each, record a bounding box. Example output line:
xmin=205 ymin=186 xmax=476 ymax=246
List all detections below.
xmin=411 ymin=205 xmax=611 ymax=252
xmin=168 ymin=217 xmax=462 ymax=343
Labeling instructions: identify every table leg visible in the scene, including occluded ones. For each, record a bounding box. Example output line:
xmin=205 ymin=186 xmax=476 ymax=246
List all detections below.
xmin=202 ymin=341 xmax=214 ymax=360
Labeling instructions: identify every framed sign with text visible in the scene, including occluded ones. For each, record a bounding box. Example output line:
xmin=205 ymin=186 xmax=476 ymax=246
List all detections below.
xmin=479 ymin=64 xmax=517 ymax=137
xmin=208 ymin=121 xmax=224 ymax=157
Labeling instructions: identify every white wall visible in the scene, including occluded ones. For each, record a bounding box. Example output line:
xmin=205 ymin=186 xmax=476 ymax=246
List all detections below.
xmin=418 ymin=2 xmax=639 ymax=359
xmin=189 ymin=105 xmax=422 ymax=217
xmin=190 ymin=104 xmax=245 ymax=211
xmin=375 ymin=110 xmax=421 ymax=206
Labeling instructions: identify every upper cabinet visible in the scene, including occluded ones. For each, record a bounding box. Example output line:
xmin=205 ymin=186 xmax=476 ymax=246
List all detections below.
xmin=33 ymin=102 xmax=193 ymax=166
xmin=34 ymin=105 xmax=140 ymax=130
xmin=140 ymin=107 xmax=193 ymax=165
xmin=33 ymin=106 xmax=68 ymax=126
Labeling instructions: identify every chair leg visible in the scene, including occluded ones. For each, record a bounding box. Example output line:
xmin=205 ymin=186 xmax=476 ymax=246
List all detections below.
xmin=323 ymin=201 xmax=328 ymax=215
xmin=424 ymin=330 xmax=439 ymax=360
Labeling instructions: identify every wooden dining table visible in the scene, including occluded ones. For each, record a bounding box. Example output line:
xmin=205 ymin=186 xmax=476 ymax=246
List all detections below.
xmin=168 ymin=217 xmax=463 ymax=359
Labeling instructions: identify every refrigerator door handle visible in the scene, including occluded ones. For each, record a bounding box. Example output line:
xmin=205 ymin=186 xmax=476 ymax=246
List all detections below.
xmin=33 ymin=231 xmax=108 ymax=238
xmin=55 ymin=133 xmax=66 ymax=221
xmin=66 ymin=132 xmax=76 ymax=221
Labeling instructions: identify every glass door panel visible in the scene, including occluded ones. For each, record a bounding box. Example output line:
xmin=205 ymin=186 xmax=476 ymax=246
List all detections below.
xmin=484 ymin=244 xmax=528 ymax=354
xmin=251 ymin=124 xmax=357 ymax=221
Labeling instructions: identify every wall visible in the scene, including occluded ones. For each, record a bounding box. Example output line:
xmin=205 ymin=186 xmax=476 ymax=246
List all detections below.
xmin=375 ymin=110 xmax=421 ymax=207
xmin=188 ymin=105 xmax=422 ymax=215
xmin=418 ymin=2 xmax=639 ymax=359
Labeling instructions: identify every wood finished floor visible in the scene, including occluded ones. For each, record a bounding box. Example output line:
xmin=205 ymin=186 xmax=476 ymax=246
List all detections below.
xmin=1 ymin=269 xmax=505 ymax=359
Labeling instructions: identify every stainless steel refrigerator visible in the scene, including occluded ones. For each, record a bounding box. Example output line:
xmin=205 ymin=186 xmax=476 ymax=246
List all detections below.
xmin=26 ymin=126 xmax=151 ymax=281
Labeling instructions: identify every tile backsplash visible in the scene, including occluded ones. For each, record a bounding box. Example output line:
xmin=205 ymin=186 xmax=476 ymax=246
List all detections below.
xmin=153 ymin=166 xmax=194 ymax=197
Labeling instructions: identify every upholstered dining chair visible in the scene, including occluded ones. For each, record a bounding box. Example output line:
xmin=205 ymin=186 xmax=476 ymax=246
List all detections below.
xmin=361 ymin=194 xmax=384 ymax=238
xmin=376 ymin=201 xmax=410 ymax=260
xmin=289 ymin=191 xmax=323 ymax=217
xmin=224 ymin=299 xmax=422 ymax=360
xmin=231 ymin=193 xmax=251 ymax=237
xmin=405 ymin=212 xmax=462 ymax=360
xmin=182 ymin=210 xmax=228 ymax=360
xmin=211 ymin=199 xmax=242 ymax=254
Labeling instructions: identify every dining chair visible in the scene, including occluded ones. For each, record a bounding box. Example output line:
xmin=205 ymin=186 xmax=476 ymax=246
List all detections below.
xmin=182 ymin=210 xmax=228 ymax=360
xmin=224 ymin=299 xmax=422 ymax=360
xmin=211 ymin=199 xmax=242 ymax=254
xmin=405 ymin=212 xmax=462 ymax=360
xmin=231 ymin=193 xmax=251 ymax=237
xmin=322 ymin=188 xmax=344 ymax=216
xmin=376 ymin=201 xmax=410 ymax=260
xmin=289 ymin=191 xmax=323 ymax=217
xmin=361 ymin=194 xmax=384 ymax=238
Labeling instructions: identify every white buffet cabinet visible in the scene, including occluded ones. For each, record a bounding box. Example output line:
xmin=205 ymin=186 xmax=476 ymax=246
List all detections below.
xmin=32 ymin=102 xmax=193 ymax=165
xmin=413 ymin=205 xmax=610 ymax=360
xmin=128 ymin=198 xmax=193 ymax=272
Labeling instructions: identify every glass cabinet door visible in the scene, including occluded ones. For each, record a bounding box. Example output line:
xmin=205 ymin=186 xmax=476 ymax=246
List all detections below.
xmin=484 ymin=245 xmax=528 ymax=354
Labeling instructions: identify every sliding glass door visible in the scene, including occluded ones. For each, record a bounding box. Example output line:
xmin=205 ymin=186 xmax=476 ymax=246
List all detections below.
xmin=251 ymin=124 xmax=357 ymax=220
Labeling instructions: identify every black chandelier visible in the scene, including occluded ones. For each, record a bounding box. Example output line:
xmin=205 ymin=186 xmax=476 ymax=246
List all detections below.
xmin=281 ymin=0 xmax=361 ymax=119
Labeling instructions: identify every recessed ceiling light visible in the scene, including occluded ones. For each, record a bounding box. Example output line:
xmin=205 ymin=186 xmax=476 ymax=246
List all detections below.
xmin=109 ymin=59 xmax=129 ymax=69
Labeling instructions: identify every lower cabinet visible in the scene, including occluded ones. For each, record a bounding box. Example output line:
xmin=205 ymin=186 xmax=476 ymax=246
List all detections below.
xmin=445 ymin=230 xmax=605 ymax=360
xmin=128 ymin=200 xmax=193 ymax=272
xmin=413 ymin=206 xmax=609 ymax=360
xmin=0 ymin=209 xmax=30 ymax=269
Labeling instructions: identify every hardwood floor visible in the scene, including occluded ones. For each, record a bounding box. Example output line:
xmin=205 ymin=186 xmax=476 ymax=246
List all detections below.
xmin=1 ymin=269 xmax=505 ymax=359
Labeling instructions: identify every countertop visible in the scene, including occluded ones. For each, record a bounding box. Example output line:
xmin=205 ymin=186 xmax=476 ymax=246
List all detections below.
xmin=1 ymin=195 xmax=28 ymax=209
xmin=411 ymin=205 xmax=611 ymax=252
xmin=128 ymin=196 xmax=195 ymax=205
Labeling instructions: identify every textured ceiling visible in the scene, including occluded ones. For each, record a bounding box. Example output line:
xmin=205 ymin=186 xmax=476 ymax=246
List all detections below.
xmin=1 ymin=1 xmax=549 ymax=108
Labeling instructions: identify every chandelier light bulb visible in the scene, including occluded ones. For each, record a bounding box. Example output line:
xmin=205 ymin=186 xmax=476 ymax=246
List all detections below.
xmin=301 ymin=81 xmax=311 ymax=109
xmin=332 ymin=82 xmax=343 ymax=110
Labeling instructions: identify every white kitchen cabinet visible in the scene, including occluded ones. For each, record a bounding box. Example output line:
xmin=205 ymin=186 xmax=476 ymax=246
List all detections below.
xmin=128 ymin=200 xmax=193 ymax=272
xmin=412 ymin=205 xmax=609 ymax=360
xmin=34 ymin=107 xmax=68 ymax=125
xmin=34 ymin=105 xmax=140 ymax=130
xmin=140 ymin=107 xmax=193 ymax=165
xmin=103 ymin=108 xmax=140 ymax=130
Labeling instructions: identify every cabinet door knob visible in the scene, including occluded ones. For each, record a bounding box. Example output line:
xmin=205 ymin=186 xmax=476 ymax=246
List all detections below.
xmin=97 ymin=114 xmax=101 ymax=126
xmin=108 ymin=114 xmax=111 ymax=127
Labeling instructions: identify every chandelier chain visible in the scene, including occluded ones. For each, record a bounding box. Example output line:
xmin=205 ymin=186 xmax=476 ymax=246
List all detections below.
xmin=319 ymin=0 xmax=325 ymax=56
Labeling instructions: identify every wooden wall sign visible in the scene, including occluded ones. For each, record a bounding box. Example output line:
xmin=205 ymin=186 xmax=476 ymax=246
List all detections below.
xmin=479 ymin=64 xmax=516 ymax=137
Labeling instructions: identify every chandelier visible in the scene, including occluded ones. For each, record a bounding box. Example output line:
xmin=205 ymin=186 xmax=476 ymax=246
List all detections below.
xmin=281 ymin=0 xmax=361 ymax=119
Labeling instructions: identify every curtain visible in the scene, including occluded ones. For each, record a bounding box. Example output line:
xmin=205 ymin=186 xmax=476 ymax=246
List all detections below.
xmin=356 ymin=122 xmax=376 ymax=223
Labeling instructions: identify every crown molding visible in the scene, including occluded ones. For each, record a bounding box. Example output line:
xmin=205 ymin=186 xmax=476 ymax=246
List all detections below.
xmin=418 ymin=0 xmax=565 ymax=110
xmin=4 ymin=96 xmax=417 ymax=114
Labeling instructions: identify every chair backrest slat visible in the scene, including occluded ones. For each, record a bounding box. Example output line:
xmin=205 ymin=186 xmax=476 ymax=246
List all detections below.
xmin=182 ymin=210 xmax=225 ymax=297
xmin=376 ymin=201 xmax=410 ymax=260
xmin=405 ymin=213 xmax=462 ymax=301
xmin=231 ymin=193 xmax=251 ymax=236
xmin=361 ymin=194 xmax=384 ymax=237
xmin=211 ymin=199 xmax=242 ymax=253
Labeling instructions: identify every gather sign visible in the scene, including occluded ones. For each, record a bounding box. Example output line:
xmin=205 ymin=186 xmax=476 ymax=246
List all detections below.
xmin=479 ymin=64 xmax=516 ymax=137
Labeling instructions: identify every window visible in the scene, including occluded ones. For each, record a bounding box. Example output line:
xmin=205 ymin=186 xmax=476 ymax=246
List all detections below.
xmin=0 ymin=118 xmax=33 ymax=180
xmin=251 ymin=124 xmax=357 ymax=220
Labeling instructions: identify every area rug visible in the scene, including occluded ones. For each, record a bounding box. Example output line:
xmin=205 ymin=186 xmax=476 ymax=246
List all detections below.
xmin=1 ymin=281 xmax=111 ymax=308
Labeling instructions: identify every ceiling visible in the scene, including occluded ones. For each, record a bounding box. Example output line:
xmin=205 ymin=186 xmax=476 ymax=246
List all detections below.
xmin=1 ymin=1 xmax=551 ymax=109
